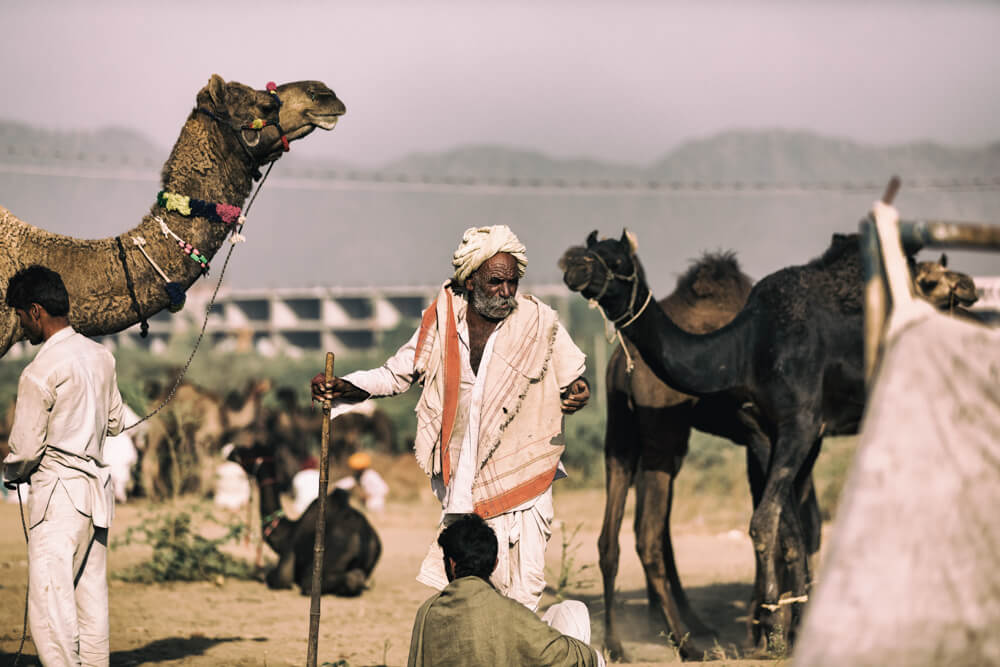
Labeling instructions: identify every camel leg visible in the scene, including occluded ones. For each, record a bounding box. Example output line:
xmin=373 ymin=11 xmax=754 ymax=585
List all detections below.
xmin=598 ymin=389 xmax=640 ymax=662
xmin=267 ymin=549 xmax=297 ymax=590
xmin=633 ymin=406 xmax=712 ymax=659
xmin=698 ymin=400 xmax=772 ymax=649
xmin=743 ymin=438 xmax=768 ymax=649
xmin=295 ymin=531 xmax=366 ymax=597
xmin=747 ymin=413 xmax=819 ymax=653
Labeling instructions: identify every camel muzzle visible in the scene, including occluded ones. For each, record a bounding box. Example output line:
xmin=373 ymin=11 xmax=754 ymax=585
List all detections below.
xmin=558 ymin=248 xmax=594 ymax=293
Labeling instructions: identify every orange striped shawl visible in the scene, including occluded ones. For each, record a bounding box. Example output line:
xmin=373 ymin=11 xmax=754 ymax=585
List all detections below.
xmin=412 ymin=286 xmax=583 ymax=518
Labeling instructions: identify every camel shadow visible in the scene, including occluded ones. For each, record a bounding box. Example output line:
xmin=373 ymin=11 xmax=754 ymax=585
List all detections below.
xmin=549 ymin=581 xmax=756 ymax=661
xmin=109 ymin=635 xmax=259 ymax=665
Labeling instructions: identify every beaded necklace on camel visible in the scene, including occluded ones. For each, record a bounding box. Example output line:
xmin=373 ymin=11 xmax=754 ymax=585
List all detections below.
xmin=120 ymin=81 xmax=286 ymax=318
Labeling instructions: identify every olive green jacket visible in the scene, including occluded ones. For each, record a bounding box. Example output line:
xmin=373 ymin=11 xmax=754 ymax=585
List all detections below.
xmin=408 ymin=576 xmax=599 ymax=667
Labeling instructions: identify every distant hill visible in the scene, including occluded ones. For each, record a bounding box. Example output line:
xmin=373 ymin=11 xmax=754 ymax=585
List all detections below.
xmin=0 ymin=119 xmax=165 ymax=167
xmin=649 ymin=129 xmax=1000 ymax=182
xmin=1 ymin=120 xmax=997 ymax=293
xmin=3 ymin=119 xmax=997 ymax=183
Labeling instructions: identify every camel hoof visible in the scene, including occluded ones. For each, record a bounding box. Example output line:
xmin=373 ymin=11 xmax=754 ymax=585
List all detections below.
xmin=605 ymin=638 xmax=626 ymax=663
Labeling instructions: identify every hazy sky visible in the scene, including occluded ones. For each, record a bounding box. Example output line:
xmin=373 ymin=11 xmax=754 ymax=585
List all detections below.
xmin=2 ymin=0 xmax=999 ymax=167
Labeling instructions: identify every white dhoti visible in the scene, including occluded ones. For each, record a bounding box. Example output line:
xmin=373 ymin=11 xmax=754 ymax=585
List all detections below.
xmin=28 ymin=481 xmax=109 ymax=667
xmin=542 ymin=600 xmax=606 ymax=667
xmin=417 ymin=488 xmax=554 ymax=611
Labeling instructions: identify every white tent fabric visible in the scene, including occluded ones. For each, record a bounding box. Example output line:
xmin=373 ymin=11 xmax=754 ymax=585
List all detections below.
xmin=794 ymin=203 xmax=1000 ymax=665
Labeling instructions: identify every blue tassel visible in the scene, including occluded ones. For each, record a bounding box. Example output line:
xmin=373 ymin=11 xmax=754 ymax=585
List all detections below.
xmin=165 ymin=282 xmax=186 ymax=313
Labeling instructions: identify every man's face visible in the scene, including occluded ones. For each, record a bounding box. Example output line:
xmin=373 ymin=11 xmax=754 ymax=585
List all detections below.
xmin=15 ymin=305 xmax=44 ymax=345
xmin=465 ymin=252 xmax=519 ymax=320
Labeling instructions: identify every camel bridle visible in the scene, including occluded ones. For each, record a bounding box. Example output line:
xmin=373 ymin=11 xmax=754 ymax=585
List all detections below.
xmin=578 ymin=247 xmax=654 ymax=383
xmin=195 ymin=81 xmax=290 ymax=170
xmin=583 ymin=248 xmax=652 ymax=329
xmin=248 ymin=455 xmax=288 ymax=538
xmin=115 ymin=81 xmax=288 ymax=431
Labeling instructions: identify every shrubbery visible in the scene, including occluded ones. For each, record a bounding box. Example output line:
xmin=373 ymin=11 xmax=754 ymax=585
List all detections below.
xmin=112 ymin=503 xmax=256 ymax=583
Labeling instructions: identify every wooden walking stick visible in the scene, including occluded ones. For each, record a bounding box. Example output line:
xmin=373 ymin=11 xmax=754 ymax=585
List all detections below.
xmin=306 ymin=352 xmax=334 ymax=667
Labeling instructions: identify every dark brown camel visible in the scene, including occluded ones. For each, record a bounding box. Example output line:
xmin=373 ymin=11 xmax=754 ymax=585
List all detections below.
xmin=561 ymin=230 xmax=977 ymax=652
xmin=599 ymin=252 xmax=821 ymax=660
xmin=228 ymin=439 xmax=382 ymax=596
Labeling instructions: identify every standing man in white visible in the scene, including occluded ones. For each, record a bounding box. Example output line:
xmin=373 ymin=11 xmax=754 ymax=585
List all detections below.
xmin=3 ymin=265 xmax=125 ymax=666
xmin=312 ymin=225 xmax=590 ymax=611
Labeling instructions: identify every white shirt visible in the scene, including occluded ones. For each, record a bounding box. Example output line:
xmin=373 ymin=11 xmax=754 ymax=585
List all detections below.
xmin=3 ymin=327 xmax=125 ymax=528
xmin=334 ymin=468 xmax=390 ymax=511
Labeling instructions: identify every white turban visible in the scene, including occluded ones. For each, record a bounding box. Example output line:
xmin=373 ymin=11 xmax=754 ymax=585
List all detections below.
xmin=452 ymin=225 xmax=528 ymax=283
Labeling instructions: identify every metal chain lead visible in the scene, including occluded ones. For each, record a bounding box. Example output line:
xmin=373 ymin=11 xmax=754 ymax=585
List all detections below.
xmin=122 ymin=160 xmax=276 ymax=431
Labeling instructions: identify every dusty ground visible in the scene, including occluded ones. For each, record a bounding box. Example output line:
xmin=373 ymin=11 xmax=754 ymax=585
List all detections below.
xmin=0 ymin=478 xmax=786 ymax=666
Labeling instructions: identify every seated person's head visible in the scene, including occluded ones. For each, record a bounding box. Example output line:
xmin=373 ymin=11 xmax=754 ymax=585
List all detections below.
xmin=438 ymin=514 xmax=498 ymax=582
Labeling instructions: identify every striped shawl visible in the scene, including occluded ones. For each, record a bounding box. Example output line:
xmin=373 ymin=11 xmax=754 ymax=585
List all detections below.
xmin=412 ymin=285 xmax=580 ymax=519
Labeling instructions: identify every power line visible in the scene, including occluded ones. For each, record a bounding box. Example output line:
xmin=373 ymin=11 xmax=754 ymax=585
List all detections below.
xmin=1 ymin=160 xmax=998 ymax=196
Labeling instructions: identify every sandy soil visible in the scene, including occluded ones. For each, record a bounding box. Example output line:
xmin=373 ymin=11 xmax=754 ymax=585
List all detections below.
xmin=0 ymin=479 xmax=784 ymax=666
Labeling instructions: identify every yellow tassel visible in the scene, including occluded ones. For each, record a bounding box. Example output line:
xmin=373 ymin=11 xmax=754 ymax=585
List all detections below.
xmin=163 ymin=192 xmax=192 ymax=216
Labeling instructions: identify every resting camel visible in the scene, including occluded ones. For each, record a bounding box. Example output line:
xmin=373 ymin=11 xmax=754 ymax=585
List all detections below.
xmin=560 ymin=230 xmax=977 ymax=652
xmin=229 ymin=439 xmax=382 ymax=596
xmin=599 ymin=252 xmax=821 ymax=660
xmin=0 ymin=75 xmax=345 ymax=359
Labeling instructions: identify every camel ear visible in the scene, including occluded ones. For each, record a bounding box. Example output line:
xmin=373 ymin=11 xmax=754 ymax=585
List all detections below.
xmin=206 ymin=74 xmax=228 ymax=110
xmin=621 ymin=229 xmax=639 ymax=254
xmin=586 ymin=231 xmax=598 ymax=248
xmin=939 ymin=253 xmax=948 ymax=268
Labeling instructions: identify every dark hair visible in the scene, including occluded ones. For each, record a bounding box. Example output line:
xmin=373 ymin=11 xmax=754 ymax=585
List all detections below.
xmin=5 ymin=265 xmax=70 ymax=316
xmin=437 ymin=514 xmax=498 ymax=580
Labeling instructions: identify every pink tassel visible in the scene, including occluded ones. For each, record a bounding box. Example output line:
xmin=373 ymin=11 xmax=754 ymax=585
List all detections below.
xmin=215 ymin=203 xmax=241 ymax=225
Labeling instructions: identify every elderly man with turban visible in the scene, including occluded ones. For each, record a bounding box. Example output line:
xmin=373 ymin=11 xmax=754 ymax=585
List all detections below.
xmin=312 ymin=225 xmax=590 ymax=610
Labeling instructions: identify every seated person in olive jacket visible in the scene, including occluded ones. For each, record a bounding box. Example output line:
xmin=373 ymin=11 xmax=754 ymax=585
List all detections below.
xmin=408 ymin=514 xmax=604 ymax=667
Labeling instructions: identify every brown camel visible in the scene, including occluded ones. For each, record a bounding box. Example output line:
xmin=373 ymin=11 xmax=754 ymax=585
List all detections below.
xmin=0 ymin=75 xmax=345 ymax=359
xmin=138 ymin=377 xmax=270 ymax=500
xmin=561 ymin=230 xmax=978 ymax=654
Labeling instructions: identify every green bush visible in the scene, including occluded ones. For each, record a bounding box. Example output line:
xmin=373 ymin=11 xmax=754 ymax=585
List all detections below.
xmin=112 ymin=504 xmax=255 ymax=583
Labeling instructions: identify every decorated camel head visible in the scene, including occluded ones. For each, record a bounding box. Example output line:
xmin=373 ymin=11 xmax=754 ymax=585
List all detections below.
xmin=559 ymin=230 xmax=978 ymax=316
xmin=559 ymin=230 xmax=649 ymax=324
xmin=0 ymin=75 xmax=345 ymax=359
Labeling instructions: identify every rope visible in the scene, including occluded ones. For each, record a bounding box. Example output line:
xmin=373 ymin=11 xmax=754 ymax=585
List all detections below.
xmin=10 ymin=484 xmax=29 ymax=667
xmin=121 ymin=160 xmax=277 ymax=432
xmin=115 ymin=236 xmax=149 ymax=338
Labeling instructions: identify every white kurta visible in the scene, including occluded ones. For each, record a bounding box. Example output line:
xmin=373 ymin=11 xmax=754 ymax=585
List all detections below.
xmin=3 ymin=326 xmax=125 ymax=667
xmin=332 ymin=305 xmax=583 ymax=610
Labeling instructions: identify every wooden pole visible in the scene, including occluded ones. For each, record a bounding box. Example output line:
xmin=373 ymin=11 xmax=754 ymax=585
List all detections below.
xmin=861 ymin=176 xmax=900 ymax=385
xmin=306 ymin=352 xmax=334 ymax=667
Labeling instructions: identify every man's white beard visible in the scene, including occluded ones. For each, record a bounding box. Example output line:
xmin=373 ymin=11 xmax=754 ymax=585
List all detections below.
xmin=471 ymin=287 xmax=517 ymax=320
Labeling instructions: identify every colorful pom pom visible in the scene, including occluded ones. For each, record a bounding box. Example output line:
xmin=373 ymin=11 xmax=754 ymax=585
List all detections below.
xmin=165 ymin=282 xmax=186 ymax=313
xmin=215 ymin=203 xmax=241 ymax=225
xmin=163 ymin=192 xmax=192 ymax=216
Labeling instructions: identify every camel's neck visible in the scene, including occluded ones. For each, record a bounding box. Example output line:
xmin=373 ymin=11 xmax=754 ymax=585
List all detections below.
xmin=254 ymin=461 xmax=294 ymax=551
xmin=606 ymin=281 xmax=751 ymax=396
xmin=0 ymin=110 xmax=269 ymax=357
xmin=161 ymin=112 xmax=259 ymax=205
xmin=68 ymin=113 xmax=261 ymax=339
